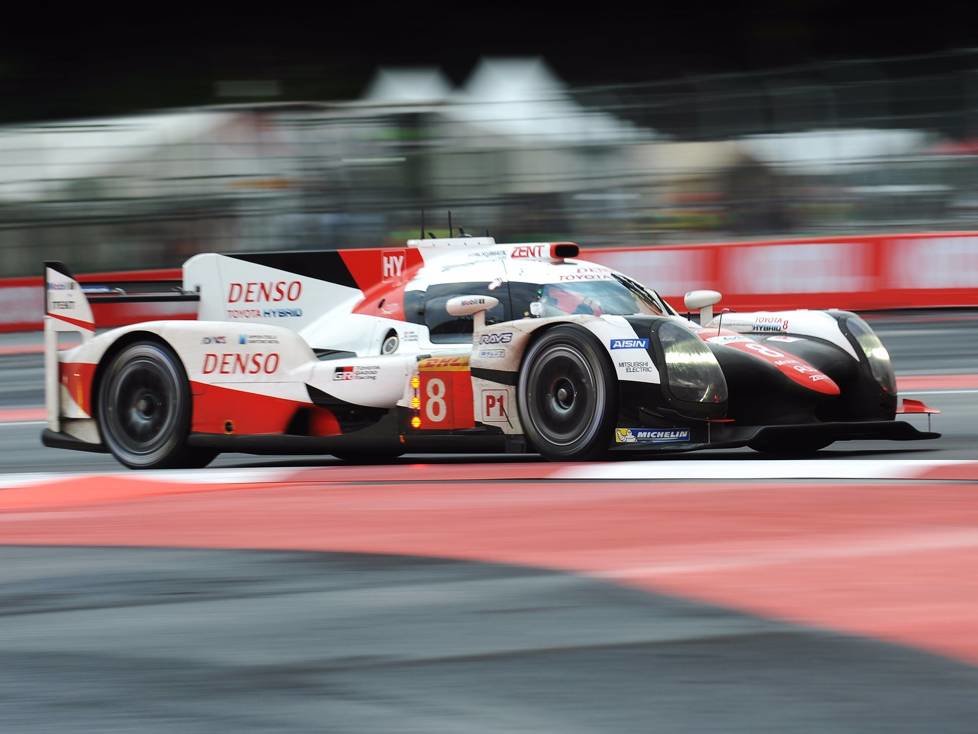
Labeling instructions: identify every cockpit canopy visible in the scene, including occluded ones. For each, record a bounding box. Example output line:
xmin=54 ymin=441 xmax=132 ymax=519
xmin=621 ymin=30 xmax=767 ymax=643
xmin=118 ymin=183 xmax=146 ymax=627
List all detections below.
xmin=511 ymin=274 xmax=672 ymax=319
xmin=403 ymin=258 xmax=675 ymax=344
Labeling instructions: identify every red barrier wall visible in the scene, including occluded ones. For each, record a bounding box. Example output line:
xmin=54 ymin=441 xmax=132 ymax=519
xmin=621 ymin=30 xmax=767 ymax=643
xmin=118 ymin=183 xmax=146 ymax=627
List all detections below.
xmin=585 ymin=231 xmax=978 ymax=312
xmin=4 ymin=232 xmax=977 ymax=332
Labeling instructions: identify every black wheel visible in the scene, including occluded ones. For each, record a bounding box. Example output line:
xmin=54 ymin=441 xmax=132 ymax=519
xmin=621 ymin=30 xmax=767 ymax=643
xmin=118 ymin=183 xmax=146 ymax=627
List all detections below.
xmin=517 ymin=325 xmax=617 ymax=460
xmin=97 ymin=341 xmax=217 ymax=469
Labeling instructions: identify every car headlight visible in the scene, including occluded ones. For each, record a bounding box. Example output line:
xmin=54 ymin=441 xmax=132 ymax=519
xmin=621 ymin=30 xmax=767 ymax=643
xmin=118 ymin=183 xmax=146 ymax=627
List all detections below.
xmin=846 ymin=315 xmax=897 ymax=394
xmin=658 ymin=321 xmax=728 ymax=403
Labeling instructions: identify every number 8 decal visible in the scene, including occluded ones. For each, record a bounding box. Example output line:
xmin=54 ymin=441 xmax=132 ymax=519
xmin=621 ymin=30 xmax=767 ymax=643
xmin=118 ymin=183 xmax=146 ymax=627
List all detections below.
xmin=425 ymin=377 xmax=447 ymax=422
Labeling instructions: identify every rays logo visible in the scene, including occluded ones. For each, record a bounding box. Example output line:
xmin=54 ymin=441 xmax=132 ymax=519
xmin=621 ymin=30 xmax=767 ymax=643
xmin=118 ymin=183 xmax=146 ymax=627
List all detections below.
xmin=479 ymin=332 xmax=513 ymax=345
xmin=609 ymin=338 xmax=649 ymax=350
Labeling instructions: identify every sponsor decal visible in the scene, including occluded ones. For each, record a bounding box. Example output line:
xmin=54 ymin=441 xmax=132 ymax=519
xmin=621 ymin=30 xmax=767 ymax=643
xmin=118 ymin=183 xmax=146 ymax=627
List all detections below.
xmin=239 ymin=333 xmax=279 ymax=345
xmin=333 ymin=365 xmax=380 ymax=381
xmin=742 ymin=342 xmax=785 ymax=359
xmin=558 ymin=266 xmax=613 ymax=282
xmin=401 ymin=331 xmax=419 ymax=342
xmin=460 ymin=296 xmax=489 ymax=307
xmin=478 ymin=348 xmax=506 ymax=360
xmin=751 ymin=316 xmax=789 ymax=333
xmin=609 ymin=338 xmax=649 ymax=350
xmin=614 ymin=427 xmax=691 ymax=444
xmin=440 ymin=251 xmax=506 ymax=270
xmin=471 ymin=249 xmax=506 ymax=259
xmin=728 ymin=340 xmax=840 ymax=394
xmin=47 ymin=282 xmax=75 ymax=291
xmin=479 ymin=332 xmax=513 ymax=345
xmin=767 ymin=335 xmax=801 ymax=343
xmin=227 ymin=281 xmax=302 ymax=304
xmin=616 ymin=360 xmax=654 ymax=374
xmin=201 ymin=336 xmax=227 ymax=345
xmin=510 ymin=245 xmax=545 ymax=258
xmin=418 ymin=355 xmax=470 ymax=371
xmin=706 ymin=334 xmax=744 ymax=344
xmin=263 ymin=307 xmax=303 ymax=318
xmin=481 ymin=389 xmax=511 ymax=424
xmin=48 ymin=300 xmax=77 ymax=310
xmin=202 ymin=352 xmax=280 ymax=375
xmin=382 ymin=250 xmax=405 ymax=281
xmin=226 ymin=307 xmax=304 ymax=320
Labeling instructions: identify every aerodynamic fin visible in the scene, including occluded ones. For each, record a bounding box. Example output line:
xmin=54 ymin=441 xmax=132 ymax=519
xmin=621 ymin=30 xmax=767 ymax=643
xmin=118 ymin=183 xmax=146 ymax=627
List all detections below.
xmin=43 ymin=262 xmax=95 ymax=431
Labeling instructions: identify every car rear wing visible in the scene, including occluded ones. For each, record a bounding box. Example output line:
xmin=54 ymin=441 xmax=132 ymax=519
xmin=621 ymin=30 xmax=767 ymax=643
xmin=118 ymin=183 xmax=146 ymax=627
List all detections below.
xmin=42 ymin=261 xmax=200 ymax=431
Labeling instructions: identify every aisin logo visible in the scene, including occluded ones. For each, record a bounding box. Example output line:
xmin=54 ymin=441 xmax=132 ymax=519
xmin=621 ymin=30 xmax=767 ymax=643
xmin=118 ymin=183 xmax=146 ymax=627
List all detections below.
xmin=609 ymin=338 xmax=649 ymax=350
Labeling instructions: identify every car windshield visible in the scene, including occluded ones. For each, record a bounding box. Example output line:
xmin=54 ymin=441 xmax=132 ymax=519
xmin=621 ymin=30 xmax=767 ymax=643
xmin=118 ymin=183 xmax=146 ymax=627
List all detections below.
xmin=520 ymin=275 xmax=667 ymax=317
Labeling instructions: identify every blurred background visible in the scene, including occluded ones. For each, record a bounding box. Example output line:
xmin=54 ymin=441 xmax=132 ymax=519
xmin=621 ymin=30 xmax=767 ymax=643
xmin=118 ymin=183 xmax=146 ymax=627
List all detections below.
xmin=1 ymin=7 xmax=977 ymax=275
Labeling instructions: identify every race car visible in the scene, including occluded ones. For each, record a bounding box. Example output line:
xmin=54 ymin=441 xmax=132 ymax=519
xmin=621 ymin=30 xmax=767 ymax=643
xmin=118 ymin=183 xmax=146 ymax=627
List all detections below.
xmin=41 ymin=236 xmax=939 ymax=469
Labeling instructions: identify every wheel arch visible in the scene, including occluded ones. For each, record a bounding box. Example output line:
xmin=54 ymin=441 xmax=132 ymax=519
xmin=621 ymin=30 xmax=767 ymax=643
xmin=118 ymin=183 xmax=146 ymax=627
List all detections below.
xmin=91 ymin=330 xmax=187 ymax=423
xmin=516 ymin=320 xmax=620 ymax=400
xmin=514 ymin=320 xmax=621 ymax=459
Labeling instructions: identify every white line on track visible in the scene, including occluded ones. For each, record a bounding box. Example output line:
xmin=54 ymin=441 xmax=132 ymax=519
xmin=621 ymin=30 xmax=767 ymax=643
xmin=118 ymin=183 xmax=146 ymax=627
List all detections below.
xmin=0 ymin=420 xmax=45 ymax=427
xmin=901 ymin=389 xmax=978 ymax=395
xmin=0 ymin=459 xmax=974 ymax=490
xmin=553 ymin=459 xmax=972 ymax=482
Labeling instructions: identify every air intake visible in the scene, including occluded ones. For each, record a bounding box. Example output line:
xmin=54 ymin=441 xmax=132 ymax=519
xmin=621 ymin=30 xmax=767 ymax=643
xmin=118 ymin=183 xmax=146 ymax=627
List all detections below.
xmin=550 ymin=243 xmax=579 ymax=260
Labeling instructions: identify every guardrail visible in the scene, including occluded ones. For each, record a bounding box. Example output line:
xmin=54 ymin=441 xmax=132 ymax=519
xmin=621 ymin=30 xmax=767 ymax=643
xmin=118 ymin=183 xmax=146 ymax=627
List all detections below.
xmin=5 ymin=232 xmax=977 ymax=332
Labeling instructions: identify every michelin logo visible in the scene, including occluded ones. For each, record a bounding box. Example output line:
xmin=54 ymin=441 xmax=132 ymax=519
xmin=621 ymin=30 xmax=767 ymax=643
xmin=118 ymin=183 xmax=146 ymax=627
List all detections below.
xmin=609 ymin=338 xmax=649 ymax=350
xmin=615 ymin=428 xmax=691 ymax=444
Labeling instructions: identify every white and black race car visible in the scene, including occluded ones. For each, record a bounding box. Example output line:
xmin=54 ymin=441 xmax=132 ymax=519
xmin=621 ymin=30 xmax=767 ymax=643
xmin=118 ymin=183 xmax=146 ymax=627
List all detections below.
xmin=42 ymin=236 xmax=938 ymax=468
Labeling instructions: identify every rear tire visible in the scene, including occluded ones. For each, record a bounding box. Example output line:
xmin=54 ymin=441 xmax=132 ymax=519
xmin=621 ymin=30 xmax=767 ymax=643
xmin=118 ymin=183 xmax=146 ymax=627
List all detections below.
xmin=517 ymin=325 xmax=617 ymax=460
xmin=97 ymin=341 xmax=217 ymax=469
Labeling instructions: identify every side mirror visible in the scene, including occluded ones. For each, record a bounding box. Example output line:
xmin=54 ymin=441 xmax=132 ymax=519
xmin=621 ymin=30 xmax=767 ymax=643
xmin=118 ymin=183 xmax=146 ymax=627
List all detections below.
xmin=446 ymin=294 xmax=500 ymax=330
xmin=683 ymin=290 xmax=722 ymax=326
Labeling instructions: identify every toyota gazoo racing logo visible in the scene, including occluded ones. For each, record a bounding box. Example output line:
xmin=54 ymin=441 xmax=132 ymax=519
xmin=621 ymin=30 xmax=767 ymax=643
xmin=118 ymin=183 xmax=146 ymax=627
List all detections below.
xmin=615 ymin=428 xmax=691 ymax=444
xmin=333 ymin=365 xmax=380 ymax=381
xmin=479 ymin=332 xmax=513 ymax=345
xmin=609 ymin=338 xmax=649 ymax=350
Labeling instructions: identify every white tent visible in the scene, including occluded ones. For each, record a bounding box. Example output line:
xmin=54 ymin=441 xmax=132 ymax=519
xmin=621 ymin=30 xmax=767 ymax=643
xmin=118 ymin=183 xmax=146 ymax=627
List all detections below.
xmin=0 ymin=110 xmax=291 ymax=202
xmin=739 ymin=128 xmax=933 ymax=173
xmin=442 ymin=57 xmax=648 ymax=147
xmin=363 ymin=67 xmax=453 ymax=105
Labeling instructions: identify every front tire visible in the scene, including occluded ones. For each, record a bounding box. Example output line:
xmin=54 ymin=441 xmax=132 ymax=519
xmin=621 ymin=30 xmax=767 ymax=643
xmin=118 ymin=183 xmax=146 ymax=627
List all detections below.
xmin=97 ymin=341 xmax=216 ymax=469
xmin=517 ymin=325 xmax=617 ymax=460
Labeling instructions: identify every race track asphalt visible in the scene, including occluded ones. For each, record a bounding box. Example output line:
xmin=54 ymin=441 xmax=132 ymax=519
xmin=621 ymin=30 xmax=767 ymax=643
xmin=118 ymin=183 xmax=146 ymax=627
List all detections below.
xmin=3 ymin=546 xmax=978 ymax=733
